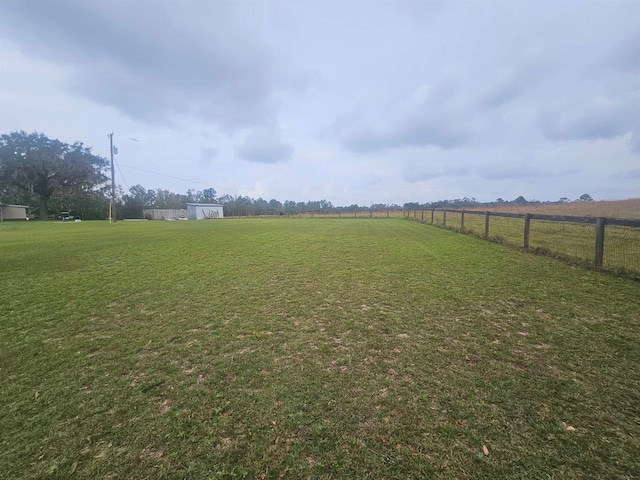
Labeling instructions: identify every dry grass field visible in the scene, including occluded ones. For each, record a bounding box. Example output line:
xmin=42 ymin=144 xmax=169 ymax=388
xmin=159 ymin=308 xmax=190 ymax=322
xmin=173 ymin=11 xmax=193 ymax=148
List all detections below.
xmin=408 ymin=199 xmax=640 ymax=276
xmin=467 ymin=198 xmax=640 ymax=219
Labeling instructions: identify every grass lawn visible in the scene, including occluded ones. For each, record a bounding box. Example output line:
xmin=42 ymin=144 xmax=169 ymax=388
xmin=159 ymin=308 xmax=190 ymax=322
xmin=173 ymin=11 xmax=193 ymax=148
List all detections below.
xmin=1 ymin=218 xmax=639 ymax=479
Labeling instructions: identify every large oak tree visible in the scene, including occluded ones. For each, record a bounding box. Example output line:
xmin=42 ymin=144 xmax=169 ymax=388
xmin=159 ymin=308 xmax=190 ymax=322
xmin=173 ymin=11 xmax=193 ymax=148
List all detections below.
xmin=0 ymin=131 xmax=108 ymax=219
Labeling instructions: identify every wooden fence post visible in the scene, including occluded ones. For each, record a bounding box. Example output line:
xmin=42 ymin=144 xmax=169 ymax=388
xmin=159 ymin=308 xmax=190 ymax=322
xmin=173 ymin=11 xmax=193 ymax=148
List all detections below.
xmin=461 ymin=211 xmax=465 ymax=232
xmin=594 ymin=217 xmax=605 ymax=267
xmin=421 ymin=209 xmax=424 ymax=222
xmin=443 ymin=210 xmax=447 ymax=228
xmin=524 ymin=214 xmax=531 ymax=249
xmin=387 ymin=208 xmax=389 ymax=218
xmin=484 ymin=211 xmax=490 ymax=238
xmin=431 ymin=209 xmax=434 ymax=224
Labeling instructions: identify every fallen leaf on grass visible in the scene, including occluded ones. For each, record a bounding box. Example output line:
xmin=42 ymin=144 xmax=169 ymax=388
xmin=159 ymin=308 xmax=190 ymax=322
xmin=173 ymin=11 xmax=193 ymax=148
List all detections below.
xmin=69 ymin=462 xmax=77 ymax=475
xmin=561 ymin=422 xmax=576 ymax=431
xmin=482 ymin=445 xmax=489 ymax=456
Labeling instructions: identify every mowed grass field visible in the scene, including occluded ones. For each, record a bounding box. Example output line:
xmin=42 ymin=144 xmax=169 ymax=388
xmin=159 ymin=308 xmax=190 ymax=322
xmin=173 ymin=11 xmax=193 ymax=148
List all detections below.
xmin=1 ymin=219 xmax=640 ymax=479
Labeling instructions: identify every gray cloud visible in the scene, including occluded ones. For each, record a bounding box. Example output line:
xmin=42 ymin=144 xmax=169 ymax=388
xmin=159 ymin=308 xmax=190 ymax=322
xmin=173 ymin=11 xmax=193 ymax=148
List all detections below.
xmin=477 ymin=63 xmax=545 ymax=109
xmin=605 ymin=33 xmax=640 ymax=73
xmin=235 ymin=127 xmax=293 ymax=164
xmin=405 ymin=164 xmax=471 ymax=183
xmin=0 ymin=0 xmax=295 ymax=131
xmin=405 ymin=161 xmax=580 ymax=184
xmin=1 ymin=0 xmax=639 ymax=204
xmin=199 ymin=147 xmax=219 ymax=165
xmin=343 ymin=118 xmax=468 ymax=153
xmin=479 ymin=164 xmax=554 ymax=181
xmin=611 ymin=168 xmax=640 ymax=179
xmin=537 ymin=95 xmax=640 ymax=149
xmin=338 ymin=83 xmax=472 ymax=153
xmin=632 ymin=132 xmax=640 ymax=153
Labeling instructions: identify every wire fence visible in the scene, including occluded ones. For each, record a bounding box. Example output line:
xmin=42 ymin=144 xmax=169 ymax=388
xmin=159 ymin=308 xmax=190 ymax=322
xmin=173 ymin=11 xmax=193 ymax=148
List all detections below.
xmin=406 ymin=208 xmax=640 ymax=276
xmin=279 ymin=209 xmax=405 ymax=219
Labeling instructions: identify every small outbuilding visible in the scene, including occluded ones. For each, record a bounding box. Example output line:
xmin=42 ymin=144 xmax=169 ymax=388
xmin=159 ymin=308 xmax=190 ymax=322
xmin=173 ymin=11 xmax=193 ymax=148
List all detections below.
xmin=186 ymin=203 xmax=224 ymax=220
xmin=0 ymin=204 xmax=29 ymax=222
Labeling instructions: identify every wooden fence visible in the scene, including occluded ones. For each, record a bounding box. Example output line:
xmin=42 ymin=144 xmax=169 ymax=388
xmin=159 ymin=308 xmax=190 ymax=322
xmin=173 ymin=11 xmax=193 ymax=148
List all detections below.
xmin=405 ymin=209 xmax=640 ymax=275
xmin=256 ymin=209 xmax=405 ymax=218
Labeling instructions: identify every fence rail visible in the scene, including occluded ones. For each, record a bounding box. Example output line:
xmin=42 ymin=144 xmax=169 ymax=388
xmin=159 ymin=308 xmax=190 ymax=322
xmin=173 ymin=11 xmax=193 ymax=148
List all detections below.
xmin=234 ymin=208 xmax=406 ymax=218
xmin=405 ymin=208 xmax=640 ymax=275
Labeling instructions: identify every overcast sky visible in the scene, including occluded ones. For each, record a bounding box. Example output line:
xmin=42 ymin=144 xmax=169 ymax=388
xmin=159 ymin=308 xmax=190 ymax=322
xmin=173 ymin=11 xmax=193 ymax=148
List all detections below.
xmin=1 ymin=0 xmax=639 ymax=205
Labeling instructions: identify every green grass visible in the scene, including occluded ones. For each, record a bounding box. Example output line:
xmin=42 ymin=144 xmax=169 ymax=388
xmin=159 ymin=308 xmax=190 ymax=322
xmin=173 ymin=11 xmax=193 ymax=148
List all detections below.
xmin=1 ymin=218 xmax=640 ymax=479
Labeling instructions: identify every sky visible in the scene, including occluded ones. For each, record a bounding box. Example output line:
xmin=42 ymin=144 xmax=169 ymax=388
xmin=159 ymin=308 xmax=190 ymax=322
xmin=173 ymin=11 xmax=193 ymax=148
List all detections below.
xmin=0 ymin=0 xmax=639 ymax=206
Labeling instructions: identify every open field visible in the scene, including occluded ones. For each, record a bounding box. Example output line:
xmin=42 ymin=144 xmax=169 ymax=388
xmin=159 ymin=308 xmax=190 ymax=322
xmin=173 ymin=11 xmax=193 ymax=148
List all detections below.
xmin=2 ymin=219 xmax=640 ymax=479
xmin=467 ymin=198 xmax=640 ymax=219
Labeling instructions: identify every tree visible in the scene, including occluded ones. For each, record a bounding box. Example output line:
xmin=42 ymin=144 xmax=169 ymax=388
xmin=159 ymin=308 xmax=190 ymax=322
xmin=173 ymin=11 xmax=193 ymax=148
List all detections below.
xmin=121 ymin=184 xmax=157 ymax=219
xmin=197 ymin=187 xmax=217 ymax=203
xmin=0 ymin=131 xmax=108 ymax=219
xmin=155 ymin=189 xmax=185 ymax=209
xmin=577 ymin=193 xmax=593 ymax=202
xmin=268 ymin=198 xmax=283 ymax=213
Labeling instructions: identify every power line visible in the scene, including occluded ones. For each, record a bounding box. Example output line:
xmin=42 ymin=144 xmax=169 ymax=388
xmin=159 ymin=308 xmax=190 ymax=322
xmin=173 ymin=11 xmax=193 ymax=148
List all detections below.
xmin=117 ymin=163 xmax=240 ymax=194
xmin=114 ymin=160 xmax=129 ymax=191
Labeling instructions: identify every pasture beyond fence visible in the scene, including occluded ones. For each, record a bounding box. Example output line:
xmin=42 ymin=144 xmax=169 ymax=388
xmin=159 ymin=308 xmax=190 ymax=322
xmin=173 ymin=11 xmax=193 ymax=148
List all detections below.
xmin=405 ymin=208 xmax=640 ymax=275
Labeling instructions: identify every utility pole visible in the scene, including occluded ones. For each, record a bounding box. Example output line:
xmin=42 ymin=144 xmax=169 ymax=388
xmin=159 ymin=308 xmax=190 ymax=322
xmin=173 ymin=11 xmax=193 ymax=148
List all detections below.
xmin=109 ymin=132 xmax=117 ymax=222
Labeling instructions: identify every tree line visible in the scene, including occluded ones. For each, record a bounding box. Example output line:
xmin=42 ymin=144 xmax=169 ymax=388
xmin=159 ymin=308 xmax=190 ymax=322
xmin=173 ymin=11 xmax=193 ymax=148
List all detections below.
xmin=403 ymin=193 xmax=594 ymax=210
xmin=1 ymin=131 xmax=593 ymax=220
xmin=0 ymin=131 xmax=373 ymax=219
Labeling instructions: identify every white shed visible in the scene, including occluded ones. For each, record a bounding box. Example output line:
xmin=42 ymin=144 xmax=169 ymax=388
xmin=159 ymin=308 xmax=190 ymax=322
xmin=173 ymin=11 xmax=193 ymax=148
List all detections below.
xmin=186 ymin=203 xmax=224 ymax=220
xmin=0 ymin=204 xmax=29 ymax=222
